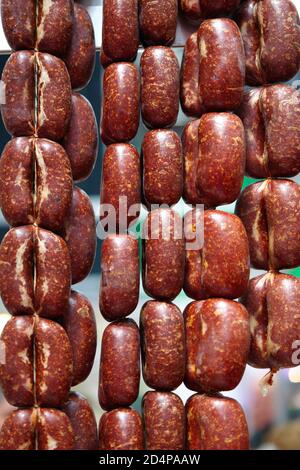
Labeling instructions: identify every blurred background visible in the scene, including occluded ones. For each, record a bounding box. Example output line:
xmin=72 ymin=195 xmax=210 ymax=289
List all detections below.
xmin=0 ymin=0 xmax=300 ymax=450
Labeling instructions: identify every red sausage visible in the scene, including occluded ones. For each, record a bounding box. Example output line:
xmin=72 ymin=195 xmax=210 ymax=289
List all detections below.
xmin=196 ymin=113 xmax=245 ymax=207
xmin=139 ymin=0 xmax=177 ymax=46
xmin=180 ymin=33 xmax=204 ymax=118
xmin=99 ymin=320 xmax=140 ymax=410
xmin=100 ymin=144 xmax=141 ymax=231
xmin=241 ymin=272 xmax=300 ymax=370
xmin=236 ymin=179 xmax=300 ymax=270
xmin=143 ymin=392 xmax=185 ymax=450
xmin=100 ymin=235 xmax=140 ymax=322
xmin=64 ymin=187 xmax=96 ymax=284
xmin=186 ymin=393 xmax=249 ymax=450
xmin=143 ymin=209 xmax=185 ymax=301
xmin=141 ymin=47 xmax=180 ymax=129
xmin=184 ymin=299 xmax=250 ymax=392
xmin=101 ymin=63 xmax=140 ymax=144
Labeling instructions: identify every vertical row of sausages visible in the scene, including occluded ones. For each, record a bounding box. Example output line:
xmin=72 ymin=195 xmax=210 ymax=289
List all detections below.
xmin=232 ymin=2 xmax=300 ymax=385
xmin=99 ymin=1 xmax=253 ymax=451
xmin=0 ymin=1 xmax=98 ymax=450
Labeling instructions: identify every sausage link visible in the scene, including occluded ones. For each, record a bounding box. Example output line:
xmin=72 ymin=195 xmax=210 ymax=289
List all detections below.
xmin=101 ymin=63 xmax=140 ymax=144
xmin=0 ymin=408 xmax=36 ymax=450
xmin=37 ymin=408 xmax=74 ymax=450
xmin=184 ymin=299 xmax=250 ymax=392
xmin=196 ymin=113 xmax=245 ymax=207
xmin=36 ymin=0 xmax=74 ymax=57
xmin=238 ymin=85 xmax=300 ymax=178
xmin=63 ymin=392 xmax=98 ymax=450
xmin=139 ymin=0 xmax=177 ymax=46
xmin=141 ymin=47 xmax=179 ymax=129
xmin=235 ymin=0 xmax=263 ymax=85
xmin=34 ymin=139 xmax=73 ymax=233
xmin=64 ymin=187 xmax=96 ymax=285
xmin=180 ymin=33 xmax=204 ymax=118
xmin=0 ymin=226 xmax=35 ymax=316
xmin=142 ymin=130 xmax=183 ymax=206
xmin=143 ymin=209 xmax=185 ymax=300
xmin=62 ymin=93 xmax=98 ymax=182
xmin=36 ymin=52 xmax=72 ymax=141
xmin=0 ymin=137 xmax=73 ymax=233
xmin=236 ymin=179 xmax=300 ymax=270
xmin=1 ymin=0 xmax=35 ymax=50
xmin=35 ymin=318 xmax=73 ymax=408
xmin=182 ymin=119 xmax=201 ymax=205
xmin=184 ymin=209 xmax=250 ymax=300
xmin=198 ymin=19 xmax=245 ymax=111
xmin=0 ymin=226 xmax=71 ymax=317
xmin=100 ymin=235 xmax=140 ymax=322
xmin=1 ymin=51 xmax=35 ymax=136
xmin=102 ymin=0 xmax=139 ymax=62
xmin=143 ymin=391 xmax=185 ymax=450
xmin=0 ymin=316 xmax=35 ymax=407
xmin=100 ymin=144 xmax=141 ymax=231
xmin=0 ymin=408 xmax=74 ymax=450
xmin=64 ymin=4 xmax=95 ymax=90
xmin=237 ymin=88 xmax=266 ymax=178
xmin=99 ymin=320 xmax=140 ymax=410
xmin=0 ymin=137 xmax=34 ymax=227
xmin=241 ymin=272 xmax=300 ymax=369
xmin=99 ymin=408 xmax=144 ymax=450
xmin=200 ymin=0 xmax=241 ymax=17
xmin=180 ymin=1 xmax=202 ymax=23
xmin=1 ymin=51 xmax=72 ymax=140
xmin=237 ymin=0 xmax=300 ymax=85
xmin=140 ymin=301 xmax=185 ymax=391
xmin=100 ymin=48 xmax=113 ymax=68
xmin=186 ymin=393 xmax=249 ymax=450
xmin=62 ymin=290 xmax=97 ymax=386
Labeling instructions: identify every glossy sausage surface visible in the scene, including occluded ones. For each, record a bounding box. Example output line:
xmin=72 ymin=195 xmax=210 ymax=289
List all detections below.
xmin=241 ymin=272 xmax=300 ymax=369
xmin=141 ymin=47 xmax=179 ymax=129
xmin=236 ymin=179 xmax=300 ymax=270
xmin=142 ymin=130 xmax=183 ymax=207
xmin=198 ymin=19 xmax=245 ymax=111
xmin=101 ymin=63 xmax=140 ymax=144
xmin=140 ymin=301 xmax=185 ymax=391
xmin=184 ymin=299 xmax=250 ymax=392
xmin=196 ymin=113 xmax=245 ymax=207
xmin=143 ymin=209 xmax=185 ymax=300
xmin=143 ymin=392 xmax=185 ymax=450
xmin=186 ymin=393 xmax=249 ymax=450
xmin=64 ymin=3 xmax=95 ymax=90
xmin=99 ymin=320 xmax=140 ymax=410
xmin=64 ymin=187 xmax=96 ymax=284
xmin=102 ymin=0 xmax=139 ymax=62
xmin=100 ymin=235 xmax=140 ymax=321
xmin=184 ymin=209 xmax=250 ymax=300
